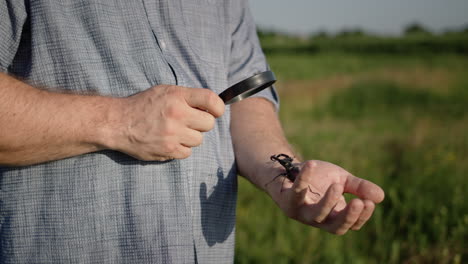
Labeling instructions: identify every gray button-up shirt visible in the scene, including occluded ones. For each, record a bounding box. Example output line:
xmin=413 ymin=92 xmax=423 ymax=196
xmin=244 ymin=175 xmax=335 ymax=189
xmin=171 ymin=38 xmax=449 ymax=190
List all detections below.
xmin=0 ymin=0 xmax=278 ymax=263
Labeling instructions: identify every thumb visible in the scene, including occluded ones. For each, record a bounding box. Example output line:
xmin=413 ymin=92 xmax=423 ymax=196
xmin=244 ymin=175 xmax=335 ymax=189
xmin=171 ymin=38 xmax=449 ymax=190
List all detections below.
xmin=344 ymin=174 xmax=385 ymax=203
xmin=183 ymin=88 xmax=225 ymax=118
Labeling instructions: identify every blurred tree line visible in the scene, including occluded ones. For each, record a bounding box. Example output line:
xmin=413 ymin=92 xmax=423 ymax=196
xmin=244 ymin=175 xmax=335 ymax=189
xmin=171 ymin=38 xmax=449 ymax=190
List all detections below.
xmin=257 ymin=23 xmax=468 ymax=55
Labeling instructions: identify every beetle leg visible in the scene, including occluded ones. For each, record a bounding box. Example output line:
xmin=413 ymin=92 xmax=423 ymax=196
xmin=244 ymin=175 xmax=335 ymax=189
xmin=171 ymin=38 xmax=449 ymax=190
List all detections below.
xmin=280 ymin=176 xmax=288 ymax=193
xmin=264 ymin=172 xmax=286 ymax=188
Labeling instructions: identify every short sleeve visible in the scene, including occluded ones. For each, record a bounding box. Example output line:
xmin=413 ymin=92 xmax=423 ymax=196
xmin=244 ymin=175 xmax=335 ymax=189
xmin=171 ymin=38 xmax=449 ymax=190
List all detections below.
xmin=227 ymin=0 xmax=279 ymax=109
xmin=0 ymin=1 xmax=27 ymax=72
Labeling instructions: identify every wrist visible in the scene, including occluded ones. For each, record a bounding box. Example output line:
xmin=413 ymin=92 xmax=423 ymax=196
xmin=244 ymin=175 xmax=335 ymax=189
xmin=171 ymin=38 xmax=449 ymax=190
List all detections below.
xmin=91 ymin=97 xmax=126 ymax=151
xmin=260 ymin=162 xmax=286 ymax=195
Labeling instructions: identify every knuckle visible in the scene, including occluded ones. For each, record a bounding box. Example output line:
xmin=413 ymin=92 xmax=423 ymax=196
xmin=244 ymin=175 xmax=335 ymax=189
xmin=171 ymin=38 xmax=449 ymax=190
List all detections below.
xmin=134 ymin=153 xmax=150 ymax=162
xmin=205 ymin=90 xmax=217 ymax=103
xmin=206 ymin=115 xmax=216 ymax=131
xmin=141 ymin=154 xmax=155 ymax=162
xmin=175 ymin=148 xmax=192 ymax=159
xmin=198 ymin=113 xmax=215 ymax=132
xmin=160 ymin=122 xmax=176 ymax=137
xmin=313 ymin=214 xmax=325 ymax=224
xmin=344 ymin=216 xmax=356 ymax=226
xmin=333 ymin=229 xmax=348 ymax=236
xmin=350 ymin=200 xmax=364 ymax=213
xmin=161 ymin=142 xmax=177 ymax=155
xmin=165 ymin=85 xmax=182 ymax=96
xmin=353 ymin=220 xmax=364 ymax=230
xmin=205 ymin=91 xmax=224 ymax=116
xmin=330 ymin=183 xmax=342 ymax=194
xmin=152 ymin=156 xmax=171 ymax=162
xmin=364 ymin=200 xmax=375 ymax=211
xmin=194 ymin=132 xmax=203 ymax=146
xmin=327 ymin=184 xmax=343 ymax=200
xmin=183 ymin=148 xmax=192 ymax=159
xmin=138 ymin=152 xmax=170 ymax=162
xmin=302 ymin=160 xmax=318 ymax=171
xmin=206 ymin=90 xmax=220 ymax=105
xmin=164 ymin=104 xmax=183 ymax=119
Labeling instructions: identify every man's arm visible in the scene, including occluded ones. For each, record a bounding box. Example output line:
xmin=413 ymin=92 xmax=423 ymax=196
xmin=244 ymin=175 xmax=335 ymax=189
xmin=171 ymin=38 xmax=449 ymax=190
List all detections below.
xmin=0 ymin=72 xmax=224 ymax=166
xmin=231 ymin=97 xmax=384 ymax=235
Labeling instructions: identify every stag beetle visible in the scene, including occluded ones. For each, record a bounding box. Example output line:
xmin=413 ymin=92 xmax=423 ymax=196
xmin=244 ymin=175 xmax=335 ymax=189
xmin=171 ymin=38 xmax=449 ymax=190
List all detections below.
xmin=267 ymin=154 xmax=320 ymax=197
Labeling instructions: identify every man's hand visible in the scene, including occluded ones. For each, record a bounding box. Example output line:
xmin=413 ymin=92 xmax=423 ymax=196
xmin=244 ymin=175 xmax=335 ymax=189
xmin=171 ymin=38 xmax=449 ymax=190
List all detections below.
xmin=231 ymin=97 xmax=384 ymax=235
xmin=0 ymin=72 xmax=224 ymax=165
xmin=107 ymin=85 xmax=225 ymax=161
xmin=265 ymin=160 xmax=385 ymax=235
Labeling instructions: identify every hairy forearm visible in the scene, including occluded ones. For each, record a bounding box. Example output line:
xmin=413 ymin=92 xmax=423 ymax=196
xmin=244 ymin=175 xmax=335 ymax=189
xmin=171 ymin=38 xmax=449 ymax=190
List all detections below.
xmin=230 ymin=97 xmax=298 ymax=192
xmin=0 ymin=73 xmax=117 ymax=166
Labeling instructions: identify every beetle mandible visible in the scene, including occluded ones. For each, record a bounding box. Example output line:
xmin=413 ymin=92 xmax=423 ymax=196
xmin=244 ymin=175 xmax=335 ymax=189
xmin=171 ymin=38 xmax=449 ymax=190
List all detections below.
xmin=267 ymin=154 xmax=320 ymax=198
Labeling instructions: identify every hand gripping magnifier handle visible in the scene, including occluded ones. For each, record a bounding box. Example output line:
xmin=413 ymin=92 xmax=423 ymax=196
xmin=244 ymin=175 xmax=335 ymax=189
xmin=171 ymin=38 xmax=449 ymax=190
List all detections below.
xmin=219 ymin=71 xmax=276 ymax=105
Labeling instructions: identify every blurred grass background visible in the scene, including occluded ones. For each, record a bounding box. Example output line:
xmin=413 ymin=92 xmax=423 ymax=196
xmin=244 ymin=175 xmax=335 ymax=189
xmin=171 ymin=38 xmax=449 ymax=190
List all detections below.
xmin=235 ymin=28 xmax=468 ymax=263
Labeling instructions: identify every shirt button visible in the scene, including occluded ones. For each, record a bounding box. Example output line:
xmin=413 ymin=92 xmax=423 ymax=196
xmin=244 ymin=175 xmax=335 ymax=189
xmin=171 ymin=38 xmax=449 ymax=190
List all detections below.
xmin=160 ymin=40 xmax=166 ymax=50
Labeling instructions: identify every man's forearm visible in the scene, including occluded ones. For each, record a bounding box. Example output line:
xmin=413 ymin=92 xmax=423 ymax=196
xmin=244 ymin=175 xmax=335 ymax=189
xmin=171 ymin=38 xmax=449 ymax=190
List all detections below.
xmin=0 ymin=72 xmax=117 ymax=166
xmin=231 ymin=97 xmax=385 ymax=234
xmin=0 ymin=72 xmax=226 ymax=166
xmin=230 ymin=97 xmax=297 ymax=192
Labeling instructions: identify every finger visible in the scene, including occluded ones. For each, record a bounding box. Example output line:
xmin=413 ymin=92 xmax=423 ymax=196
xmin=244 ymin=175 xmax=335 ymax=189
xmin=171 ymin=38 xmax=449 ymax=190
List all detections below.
xmin=179 ymin=128 xmax=203 ymax=148
xmin=344 ymin=174 xmax=385 ymax=203
xmin=326 ymin=198 xmax=364 ymax=235
xmin=170 ymin=144 xmax=192 ymax=160
xmin=184 ymin=108 xmax=216 ymax=132
xmin=351 ymin=200 xmax=375 ymax=230
xmin=183 ymin=88 xmax=225 ymax=118
xmin=300 ymin=183 xmax=343 ymax=224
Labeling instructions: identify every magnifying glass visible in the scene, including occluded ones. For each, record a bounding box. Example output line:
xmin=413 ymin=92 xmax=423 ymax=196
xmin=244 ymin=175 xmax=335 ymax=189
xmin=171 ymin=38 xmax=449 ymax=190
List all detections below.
xmin=219 ymin=71 xmax=276 ymax=105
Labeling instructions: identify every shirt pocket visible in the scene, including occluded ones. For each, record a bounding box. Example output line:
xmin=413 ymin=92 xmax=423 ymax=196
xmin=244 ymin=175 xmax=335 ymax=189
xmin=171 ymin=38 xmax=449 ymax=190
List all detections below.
xmin=180 ymin=0 xmax=226 ymax=65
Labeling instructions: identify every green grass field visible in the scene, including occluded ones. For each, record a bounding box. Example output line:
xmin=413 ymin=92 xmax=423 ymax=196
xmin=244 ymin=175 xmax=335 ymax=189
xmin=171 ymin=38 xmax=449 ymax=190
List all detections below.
xmin=235 ymin=52 xmax=468 ymax=263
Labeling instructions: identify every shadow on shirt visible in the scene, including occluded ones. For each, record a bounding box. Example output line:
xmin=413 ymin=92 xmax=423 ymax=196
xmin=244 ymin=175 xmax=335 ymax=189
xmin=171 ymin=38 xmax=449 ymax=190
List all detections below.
xmin=199 ymin=166 xmax=237 ymax=247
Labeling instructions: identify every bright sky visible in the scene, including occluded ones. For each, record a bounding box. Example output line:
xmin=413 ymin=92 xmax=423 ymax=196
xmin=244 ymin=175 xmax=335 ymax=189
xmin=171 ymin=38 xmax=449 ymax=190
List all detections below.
xmin=249 ymin=0 xmax=468 ymax=35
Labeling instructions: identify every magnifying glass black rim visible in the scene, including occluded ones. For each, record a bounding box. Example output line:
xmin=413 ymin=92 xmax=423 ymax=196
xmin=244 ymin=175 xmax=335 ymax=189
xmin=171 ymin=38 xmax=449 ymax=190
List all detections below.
xmin=219 ymin=71 xmax=276 ymax=105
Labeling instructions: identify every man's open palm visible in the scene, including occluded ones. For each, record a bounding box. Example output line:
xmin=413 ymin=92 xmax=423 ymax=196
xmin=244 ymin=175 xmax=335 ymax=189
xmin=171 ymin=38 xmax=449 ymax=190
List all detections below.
xmin=267 ymin=160 xmax=385 ymax=235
